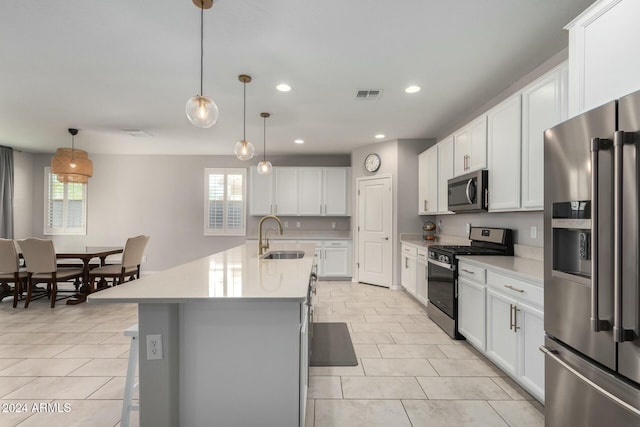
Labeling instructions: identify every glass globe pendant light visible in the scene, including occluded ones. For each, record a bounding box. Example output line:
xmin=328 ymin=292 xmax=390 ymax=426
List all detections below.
xmin=185 ymin=0 xmax=219 ymax=128
xmin=233 ymin=74 xmax=255 ymax=160
xmin=257 ymin=113 xmax=272 ymax=175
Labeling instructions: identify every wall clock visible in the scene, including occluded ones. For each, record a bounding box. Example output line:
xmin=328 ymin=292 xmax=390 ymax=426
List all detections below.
xmin=364 ymin=153 xmax=381 ymax=172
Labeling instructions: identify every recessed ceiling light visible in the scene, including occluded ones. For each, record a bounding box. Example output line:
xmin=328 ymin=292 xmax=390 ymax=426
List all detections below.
xmin=294 ymin=139 xmax=304 ymax=144
xmin=405 ymin=85 xmax=421 ymax=94
xmin=276 ymin=83 xmax=291 ymax=92
xmin=375 ymin=134 xmax=385 ymax=139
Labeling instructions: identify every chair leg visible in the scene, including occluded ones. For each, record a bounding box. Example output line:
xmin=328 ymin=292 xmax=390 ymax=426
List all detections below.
xmin=25 ymin=274 xmax=33 ymax=308
xmin=12 ymin=273 xmax=20 ymax=308
xmin=50 ymin=273 xmax=57 ymax=308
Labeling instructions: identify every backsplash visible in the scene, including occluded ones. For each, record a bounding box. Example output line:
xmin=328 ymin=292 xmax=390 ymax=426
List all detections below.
xmin=246 ymin=216 xmax=351 ymax=236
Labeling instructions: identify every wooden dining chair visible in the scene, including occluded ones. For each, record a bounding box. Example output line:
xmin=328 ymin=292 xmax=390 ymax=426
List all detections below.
xmin=89 ymin=235 xmax=150 ymax=291
xmin=0 ymin=239 xmax=28 ymax=308
xmin=18 ymin=238 xmax=84 ymax=308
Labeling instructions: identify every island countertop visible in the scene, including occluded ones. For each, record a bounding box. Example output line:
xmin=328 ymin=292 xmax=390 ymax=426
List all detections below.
xmin=88 ymin=241 xmax=316 ymax=303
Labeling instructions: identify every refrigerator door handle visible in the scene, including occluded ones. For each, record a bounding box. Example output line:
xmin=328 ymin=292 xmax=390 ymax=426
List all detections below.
xmin=613 ymin=131 xmax=636 ymax=342
xmin=540 ymin=345 xmax=640 ymax=417
xmin=590 ymin=138 xmax=612 ymax=332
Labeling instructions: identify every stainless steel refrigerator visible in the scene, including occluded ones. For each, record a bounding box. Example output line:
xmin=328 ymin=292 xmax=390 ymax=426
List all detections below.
xmin=543 ymin=89 xmax=640 ymax=425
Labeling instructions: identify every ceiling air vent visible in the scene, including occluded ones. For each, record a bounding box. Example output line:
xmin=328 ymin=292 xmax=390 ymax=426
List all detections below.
xmin=356 ymin=89 xmax=382 ymax=100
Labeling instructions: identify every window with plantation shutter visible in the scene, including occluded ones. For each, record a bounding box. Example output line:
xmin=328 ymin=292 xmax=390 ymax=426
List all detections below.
xmin=44 ymin=167 xmax=87 ymax=235
xmin=204 ymin=168 xmax=246 ymax=236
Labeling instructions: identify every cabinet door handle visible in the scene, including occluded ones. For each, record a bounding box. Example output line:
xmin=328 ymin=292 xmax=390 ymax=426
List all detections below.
xmin=461 ymin=269 xmax=475 ymax=275
xmin=324 ymin=204 xmax=327 ymax=214
xmin=270 ymin=204 xmax=273 ymax=214
xmin=424 ymin=200 xmax=427 ymax=211
xmin=504 ymin=284 xmax=524 ymax=293
xmin=405 ymin=257 xmax=408 ymax=269
xmin=513 ymin=305 xmax=520 ymax=332
xmin=509 ymin=304 xmax=513 ymax=331
xmin=275 ymin=204 xmax=278 ymax=214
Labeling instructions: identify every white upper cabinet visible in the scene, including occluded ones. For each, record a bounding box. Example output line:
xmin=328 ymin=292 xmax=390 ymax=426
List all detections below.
xmin=521 ymin=64 xmax=567 ymax=209
xmin=274 ymin=167 xmax=299 ymax=215
xmin=418 ymin=146 xmax=438 ymax=214
xmin=566 ymin=0 xmax=640 ymax=116
xmin=454 ymin=115 xmax=487 ymax=177
xmin=437 ymin=136 xmax=454 ymax=214
xmin=249 ymin=167 xmax=273 ymax=216
xmin=298 ymin=168 xmax=323 ymax=215
xmin=251 ymin=167 xmax=350 ymax=216
xmin=487 ymin=94 xmax=522 ymax=212
xmin=322 ymin=167 xmax=350 ymax=216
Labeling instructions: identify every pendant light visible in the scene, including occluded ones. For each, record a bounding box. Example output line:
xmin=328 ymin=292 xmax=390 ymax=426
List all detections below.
xmin=233 ymin=74 xmax=255 ymax=160
xmin=257 ymin=113 xmax=272 ymax=175
xmin=51 ymin=128 xmax=93 ymax=183
xmin=185 ymin=0 xmax=219 ymax=128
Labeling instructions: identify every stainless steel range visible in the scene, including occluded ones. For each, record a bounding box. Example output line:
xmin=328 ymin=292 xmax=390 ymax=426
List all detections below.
xmin=427 ymin=227 xmax=513 ymax=339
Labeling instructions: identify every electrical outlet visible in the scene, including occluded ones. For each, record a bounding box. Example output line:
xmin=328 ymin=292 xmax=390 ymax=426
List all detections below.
xmin=531 ymin=226 xmax=537 ymax=239
xmin=146 ymin=334 xmax=163 ymax=360
xmin=296 ymin=221 xmax=301 ymax=228
xmin=284 ymin=221 xmax=288 ymax=228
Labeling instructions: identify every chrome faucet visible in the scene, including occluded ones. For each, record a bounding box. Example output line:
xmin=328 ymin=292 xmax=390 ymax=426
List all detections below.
xmin=258 ymin=215 xmax=284 ymax=255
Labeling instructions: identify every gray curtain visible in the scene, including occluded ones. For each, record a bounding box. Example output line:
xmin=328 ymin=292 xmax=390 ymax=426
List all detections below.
xmin=0 ymin=146 xmax=14 ymax=239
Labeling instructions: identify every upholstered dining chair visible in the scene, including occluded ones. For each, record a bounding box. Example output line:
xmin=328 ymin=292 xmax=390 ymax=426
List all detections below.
xmin=0 ymin=239 xmax=28 ymax=308
xmin=18 ymin=238 xmax=84 ymax=308
xmin=89 ymin=235 xmax=150 ymax=291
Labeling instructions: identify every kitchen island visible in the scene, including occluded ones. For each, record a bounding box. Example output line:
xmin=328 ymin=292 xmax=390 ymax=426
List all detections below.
xmin=89 ymin=241 xmax=316 ymax=427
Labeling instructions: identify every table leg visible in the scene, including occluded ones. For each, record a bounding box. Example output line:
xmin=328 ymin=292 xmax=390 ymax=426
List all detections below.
xmin=66 ymin=259 xmax=91 ymax=305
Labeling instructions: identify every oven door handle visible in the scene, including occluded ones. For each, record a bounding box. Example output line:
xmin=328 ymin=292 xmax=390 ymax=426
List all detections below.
xmin=427 ymin=258 xmax=455 ymax=271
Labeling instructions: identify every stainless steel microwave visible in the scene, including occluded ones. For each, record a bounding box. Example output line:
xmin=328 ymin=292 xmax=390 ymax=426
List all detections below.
xmin=447 ymin=170 xmax=488 ymax=212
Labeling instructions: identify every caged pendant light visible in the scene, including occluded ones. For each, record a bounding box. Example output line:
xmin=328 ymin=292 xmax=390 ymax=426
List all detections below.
xmin=51 ymin=128 xmax=93 ymax=183
xmin=233 ymin=74 xmax=255 ymax=160
xmin=257 ymin=113 xmax=272 ymax=175
xmin=185 ymin=0 xmax=219 ymax=128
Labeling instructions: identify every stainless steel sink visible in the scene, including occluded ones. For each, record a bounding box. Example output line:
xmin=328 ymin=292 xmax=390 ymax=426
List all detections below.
xmin=260 ymin=250 xmax=305 ymax=260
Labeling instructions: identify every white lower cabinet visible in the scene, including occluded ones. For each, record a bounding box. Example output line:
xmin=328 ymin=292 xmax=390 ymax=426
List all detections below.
xmin=415 ymin=248 xmax=428 ymax=306
xmin=458 ymin=259 xmax=544 ymax=403
xmin=299 ymin=240 xmax=352 ymax=279
xmin=401 ymin=244 xmax=417 ymax=296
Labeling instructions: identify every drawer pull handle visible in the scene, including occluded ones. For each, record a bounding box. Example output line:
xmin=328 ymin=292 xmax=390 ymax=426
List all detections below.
xmin=461 ymin=269 xmax=475 ymax=274
xmin=504 ymin=284 xmax=525 ymax=293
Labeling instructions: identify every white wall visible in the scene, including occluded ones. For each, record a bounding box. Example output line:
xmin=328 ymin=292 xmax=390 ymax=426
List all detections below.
xmin=28 ymin=153 xmax=350 ymax=271
xmin=12 ymin=150 xmax=34 ymax=239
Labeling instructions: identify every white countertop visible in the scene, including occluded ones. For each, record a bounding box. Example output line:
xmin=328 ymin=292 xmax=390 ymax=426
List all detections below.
xmin=457 ymin=255 xmax=544 ymax=283
xmin=88 ymin=242 xmax=316 ymax=304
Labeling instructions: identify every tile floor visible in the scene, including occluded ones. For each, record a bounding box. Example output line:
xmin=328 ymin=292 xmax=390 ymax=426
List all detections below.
xmin=0 ymin=281 xmax=544 ymax=426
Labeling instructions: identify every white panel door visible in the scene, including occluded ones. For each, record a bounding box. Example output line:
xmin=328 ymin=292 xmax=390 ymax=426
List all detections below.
xmin=521 ymin=66 xmax=566 ymax=210
xmin=453 ymin=128 xmax=470 ymax=177
xmin=425 ymin=146 xmax=438 ymax=214
xmin=323 ymin=168 xmax=349 ymax=216
xmin=437 ymin=136 xmax=454 ymax=214
xmin=249 ymin=167 xmax=273 ymax=216
xmin=486 ymin=289 xmax=517 ymax=376
xmin=458 ymin=278 xmax=486 ymax=351
xmin=357 ymin=176 xmax=392 ymax=287
xmin=487 ymin=94 xmax=522 ymax=211
xmin=274 ymin=167 xmax=299 ymax=215
xmin=298 ymin=168 xmax=323 ymax=216
xmin=519 ymin=303 xmax=545 ymax=402
xmin=323 ymin=247 xmax=350 ymax=277
xmin=401 ymin=254 xmax=417 ymax=296
xmin=468 ymin=115 xmax=488 ymax=173
xmin=418 ymin=150 xmax=429 ymax=214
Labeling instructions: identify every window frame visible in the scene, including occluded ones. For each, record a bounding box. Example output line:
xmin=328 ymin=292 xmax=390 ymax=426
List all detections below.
xmin=204 ymin=168 xmax=247 ymax=236
xmin=43 ymin=167 xmax=88 ymax=236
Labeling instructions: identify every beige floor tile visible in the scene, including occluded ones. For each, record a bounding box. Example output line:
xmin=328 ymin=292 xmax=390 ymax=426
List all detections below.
xmin=17 ymin=399 xmax=123 ymax=427
xmin=378 ymin=344 xmax=447 ymax=359
xmin=353 ymin=344 xmax=381 ymax=359
xmin=374 ymin=307 xmax=425 ymax=315
xmin=342 ymin=376 xmax=426 ymax=399
xmin=68 ymin=358 xmax=129 ymax=377
xmin=314 ymin=399 xmax=412 ymax=427
xmin=54 ymin=344 xmax=130 ymax=359
xmin=0 ymin=377 xmax=36 ymax=398
xmin=4 ymin=376 xmax=111 ymax=399
xmin=0 ymin=332 xmax=60 ymax=345
xmin=86 ymin=320 xmax=138 ymax=333
xmin=331 ymin=305 xmax=378 ymax=315
xmin=308 ymin=376 xmax=342 ymax=399
xmin=350 ymin=331 xmax=394 ymax=344
xmin=391 ymin=332 xmax=452 ymax=344
xmin=316 ymin=314 xmax=367 ymax=323
xmin=362 ymin=358 xmax=438 ymax=377
xmin=310 ymin=363 xmax=364 ymax=376
xmin=417 ymin=377 xmax=512 ymax=400
xmin=364 ymin=314 xmax=417 ymax=323
xmin=304 ymin=399 xmax=314 ymax=427
xmin=430 ymin=358 xmax=505 ymax=377
xmin=43 ymin=332 xmax=118 ymax=345
xmin=0 ymin=358 xmax=90 ymax=377
xmin=403 ymin=400 xmax=508 ymax=426
xmin=350 ymin=322 xmax=405 ymax=333
xmin=344 ymin=300 xmax=388 ymax=308
xmin=99 ymin=333 xmax=132 ymax=345
xmin=0 ymin=358 xmax=24 ymax=371
xmin=0 ymin=400 xmax=48 ymax=425
xmin=491 ymin=376 xmax=537 ymax=401
xmin=401 ymin=322 xmax=445 ymax=333
xmin=437 ymin=343 xmax=481 ymax=359
xmin=31 ymin=322 xmax=96 ymax=333
xmin=0 ymin=322 xmax=50 ymax=333
xmin=488 ymin=400 xmax=545 ymax=426
xmin=88 ymin=376 xmax=138 ymax=400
